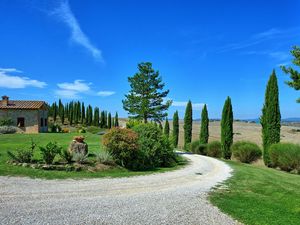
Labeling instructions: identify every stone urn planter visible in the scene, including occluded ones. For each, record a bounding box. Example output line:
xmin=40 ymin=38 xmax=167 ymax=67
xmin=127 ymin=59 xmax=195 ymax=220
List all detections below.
xmin=69 ymin=136 xmax=88 ymax=155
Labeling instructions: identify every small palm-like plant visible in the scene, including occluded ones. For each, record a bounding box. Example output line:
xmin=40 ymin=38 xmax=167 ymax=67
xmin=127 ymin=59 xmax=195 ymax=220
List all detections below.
xmin=72 ymin=152 xmax=88 ymax=164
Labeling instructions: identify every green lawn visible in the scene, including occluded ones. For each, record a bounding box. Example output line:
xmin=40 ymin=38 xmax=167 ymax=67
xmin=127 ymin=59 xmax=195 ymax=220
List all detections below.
xmin=0 ymin=133 xmax=187 ymax=179
xmin=210 ymin=161 xmax=300 ymax=225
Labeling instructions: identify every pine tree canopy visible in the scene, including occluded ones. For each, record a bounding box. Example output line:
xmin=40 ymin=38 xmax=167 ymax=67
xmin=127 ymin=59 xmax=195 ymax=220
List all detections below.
xmin=122 ymin=62 xmax=172 ymax=123
xmin=281 ymin=46 xmax=300 ymax=102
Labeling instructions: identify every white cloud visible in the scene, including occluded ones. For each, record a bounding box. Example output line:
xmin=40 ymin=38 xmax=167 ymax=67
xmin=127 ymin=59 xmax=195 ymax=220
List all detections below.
xmin=57 ymin=79 xmax=91 ymax=92
xmin=172 ymin=101 xmax=205 ymax=111
xmin=243 ymin=50 xmax=290 ymax=61
xmin=51 ymin=0 xmax=103 ymax=62
xmin=0 ymin=68 xmax=46 ymax=89
xmin=97 ymin=91 xmax=116 ymax=97
xmin=56 ymin=80 xmax=91 ymax=99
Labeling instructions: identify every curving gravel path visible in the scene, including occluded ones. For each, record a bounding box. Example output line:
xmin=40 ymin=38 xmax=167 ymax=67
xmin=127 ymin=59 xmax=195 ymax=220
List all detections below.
xmin=0 ymin=154 xmax=240 ymax=225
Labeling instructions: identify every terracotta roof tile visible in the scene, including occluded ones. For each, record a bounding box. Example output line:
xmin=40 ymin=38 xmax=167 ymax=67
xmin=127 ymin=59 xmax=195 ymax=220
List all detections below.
xmin=0 ymin=100 xmax=46 ymax=109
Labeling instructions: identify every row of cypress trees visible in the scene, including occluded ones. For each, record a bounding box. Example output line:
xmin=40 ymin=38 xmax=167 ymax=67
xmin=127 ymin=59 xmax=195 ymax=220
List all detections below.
xmin=176 ymin=69 xmax=281 ymax=165
xmin=48 ymin=100 xmax=119 ymax=128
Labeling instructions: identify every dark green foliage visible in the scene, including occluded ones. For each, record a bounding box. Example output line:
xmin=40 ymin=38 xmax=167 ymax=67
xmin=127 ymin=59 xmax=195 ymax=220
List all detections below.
xmin=126 ymin=119 xmax=141 ymax=129
xmin=103 ymin=128 xmax=139 ymax=169
xmin=49 ymin=123 xmax=62 ymax=133
xmin=159 ymin=122 xmax=163 ymax=130
xmin=7 ymin=139 xmax=36 ymax=163
xmin=172 ymin=111 xmax=179 ymax=148
xmin=39 ymin=142 xmax=62 ymax=164
xmin=81 ymin=103 xmax=85 ymax=124
xmin=221 ymin=97 xmax=233 ymax=159
xmin=184 ymin=100 xmax=193 ymax=148
xmin=93 ymin=107 xmax=100 ymax=126
xmin=108 ymin=112 xmax=112 ymax=129
xmin=164 ymin=118 xmax=170 ymax=137
xmin=132 ymin=123 xmax=176 ymax=170
xmin=207 ymin=141 xmax=222 ymax=158
xmin=190 ymin=140 xmax=207 ymax=155
xmin=269 ymin=143 xmax=300 ymax=173
xmin=0 ymin=117 xmax=13 ymax=126
xmin=115 ymin=112 xmax=119 ymax=127
xmin=122 ymin=62 xmax=172 ymax=123
xmin=231 ymin=141 xmax=262 ymax=163
xmin=200 ymin=104 xmax=209 ymax=144
xmin=60 ymin=149 xmax=73 ymax=164
xmin=260 ymin=71 xmax=281 ymax=166
xmin=87 ymin=105 xmax=93 ymax=126
xmin=281 ymin=46 xmax=300 ymax=102
xmin=53 ymin=102 xmax=57 ymax=122
xmin=100 ymin=111 xmax=105 ymax=128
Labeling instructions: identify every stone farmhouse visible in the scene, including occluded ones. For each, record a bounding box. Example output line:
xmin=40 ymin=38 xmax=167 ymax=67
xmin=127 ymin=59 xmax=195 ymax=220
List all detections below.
xmin=0 ymin=96 xmax=48 ymax=133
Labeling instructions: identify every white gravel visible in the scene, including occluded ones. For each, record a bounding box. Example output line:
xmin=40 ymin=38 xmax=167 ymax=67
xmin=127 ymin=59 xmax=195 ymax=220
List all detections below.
xmin=0 ymin=154 xmax=240 ymax=225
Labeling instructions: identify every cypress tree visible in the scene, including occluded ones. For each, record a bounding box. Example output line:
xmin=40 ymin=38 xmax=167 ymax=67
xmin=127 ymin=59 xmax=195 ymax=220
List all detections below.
xmin=88 ymin=105 xmax=93 ymax=126
xmin=184 ymin=100 xmax=193 ymax=148
xmin=100 ymin=111 xmax=105 ymax=128
xmin=85 ymin=107 xmax=89 ymax=126
xmin=221 ymin=97 xmax=233 ymax=159
xmin=60 ymin=106 xmax=65 ymax=125
xmin=159 ymin=122 xmax=163 ymax=131
xmin=74 ymin=102 xmax=78 ymax=124
xmin=172 ymin=111 xmax=179 ymax=148
xmin=53 ymin=102 xmax=57 ymax=122
xmin=108 ymin=112 xmax=112 ymax=129
xmin=164 ymin=117 xmax=170 ymax=137
xmin=260 ymin=70 xmax=281 ymax=166
xmin=112 ymin=117 xmax=115 ymax=127
xmin=69 ymin=102 xmax=73 ymax=126
xmin=81 ymin=103 xmax=85 ymax=124
xmin=93 ymin=107 xmax=100 ymax=126
xmin=104 ymin=111 xmax=108 ymax=128
xmin=115 ymin=112 xmax=119 ymax=127
xmin=200 ymin=104 xmax=209 ymax=144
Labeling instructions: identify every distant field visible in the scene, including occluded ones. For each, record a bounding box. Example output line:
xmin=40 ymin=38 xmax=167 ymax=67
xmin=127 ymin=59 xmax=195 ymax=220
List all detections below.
xmin=119 ymin=119 xmax=300 ymax=148
xmin=173 ymin=121 xmax=300 ymax=148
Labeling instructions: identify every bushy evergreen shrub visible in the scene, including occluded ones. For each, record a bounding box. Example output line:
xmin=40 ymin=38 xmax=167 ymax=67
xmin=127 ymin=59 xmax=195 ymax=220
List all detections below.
xmin=39 ymin=142 xmax=62 ymax=164
xmin=231 ymin=141 xmax=262 ymax=163
xmin=269 ymin=143 xmax=300 ymax=172
xmin=60 ymin=149 xmax=73 ymax=163
xmin=102 ymin=128 xmax=138 ymax=168
xmin=7 ymin=139 xmax=36 ymax=163
xmin=207 ymin=141 xmax=222 ymax=158
xmin=190 ymin=140 xmax=207 ymax=155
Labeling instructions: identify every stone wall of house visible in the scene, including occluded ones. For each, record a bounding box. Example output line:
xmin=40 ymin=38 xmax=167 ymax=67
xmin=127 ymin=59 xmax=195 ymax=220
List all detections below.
xmin=38 ymin=110 xmax=48 ymax=133
xmin=0 ymin=109 xmax=48 ymax=133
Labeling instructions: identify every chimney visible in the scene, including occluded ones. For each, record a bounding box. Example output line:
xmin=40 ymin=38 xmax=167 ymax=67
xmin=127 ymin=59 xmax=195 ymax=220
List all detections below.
xmin=2 ymin=96 xmax=9 ymax=106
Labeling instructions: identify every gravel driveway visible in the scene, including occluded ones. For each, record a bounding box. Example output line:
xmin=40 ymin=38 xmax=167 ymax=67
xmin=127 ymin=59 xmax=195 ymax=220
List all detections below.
xmin=0 ymin=154 xmax=239 ymax=225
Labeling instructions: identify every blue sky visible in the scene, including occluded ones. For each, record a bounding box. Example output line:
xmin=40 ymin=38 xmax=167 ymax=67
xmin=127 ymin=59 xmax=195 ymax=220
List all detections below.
xmin=0 ymin=0 xmax=300 ymax=119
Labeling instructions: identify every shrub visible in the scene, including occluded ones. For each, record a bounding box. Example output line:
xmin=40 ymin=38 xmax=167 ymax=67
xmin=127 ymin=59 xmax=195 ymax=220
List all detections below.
xmin=0 ymin=126 xmax=17 ymax=134
xmin=133 ymin=123 xmax=176 ymax=170
xmin=190 ymin=140 xmax=207 ymax=155
xmin=231 ymin=141 xmax=262 ymax=163
xmin=269 ymin=143 xmax=300 ymax=172
xmin=72 ymin=152 xmax=88 ymax=164
xmin=61 ymin=128 xmax=70 ymax=133
xmin=60 ymin=149 xmax=73 ymax=163
xmin=39 ymin=142 xmax=62 ymax=164
xmin=0 ymin=117 xmax=13 ymax=126
xmin=96 ymin=151 xmax=115 ymax=165
xmin=78 ymin=128 xmax=86 ymax=133
xmin=49 ymin=123 xmax=62 ymax=133
xmin=102 ymin=127 xmax=138 ymax=168
xmin=126 ymin=119 xmax=142 ymax=129
xmin=86 ymin=126 xmax=102 ymax=134
xmin=207 ymin=141 xmax=222 ymax=158
xmin=7 ymin=139 xmax=36 ymax=163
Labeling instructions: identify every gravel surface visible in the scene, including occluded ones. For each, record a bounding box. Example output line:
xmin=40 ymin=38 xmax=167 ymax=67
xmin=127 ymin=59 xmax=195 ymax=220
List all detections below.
xmin=0 ymin=154 xmax=240 ymax=225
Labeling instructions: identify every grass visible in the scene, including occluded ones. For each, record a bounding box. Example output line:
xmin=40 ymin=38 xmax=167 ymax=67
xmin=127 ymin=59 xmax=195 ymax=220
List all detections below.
xmin=0 ymin=132 xmax=187 ymax=179
xmin=210 ymin=161 xmax=300 ymax=225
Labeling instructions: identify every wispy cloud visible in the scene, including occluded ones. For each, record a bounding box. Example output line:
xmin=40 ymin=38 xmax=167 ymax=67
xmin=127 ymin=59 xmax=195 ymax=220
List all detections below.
xmin=55 ymin=80 xmax=91 ymax=99
xmin=51 ymin=0 xmax=103 ymax=62
xmin=0 ymin=68 xmax=46 ymax=89
xmin=172 ymin=101 xmax=205 ymax=111
xmin=219 ymin=27 xmax=300 ymax=53
xmin=242 ymin=50 xmax=290 ymax=61
xmin=97 ymin=91 xmax=116 ymax=97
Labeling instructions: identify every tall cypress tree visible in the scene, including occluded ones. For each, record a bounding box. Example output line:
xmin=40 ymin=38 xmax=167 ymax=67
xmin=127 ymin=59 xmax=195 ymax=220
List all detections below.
xmin=85 ymin=107 xmax=89 ymax=126
xmin=200 ymin=104 xmax=209 ymax=144
xmin=88 ymin=105 xmax=93 ymax=126
xmin=81 ymin=103 xmax=85 ymax=124
xmin=260 ymin=70 xmax=281 ymax=166
xmin=60 ymin=106 xmax=65 ymax=125
xmin=53 ymin=102 xmax=57 ymax=122
xmin=221 ymin=97 xmax=233 ymax=159
xmin=164 ymin=117 xmax=170 ymax=137
xmin=100 ymin=111 xmax=105 ymax=128
xmin=184 ymin=100 xmax=193 ymax=148
xmin=69 ymin=102 xmax=73 ymax=125
xmin=172 ymin=111 xmax=179 ymax=148
xmin=108 ymin=112 xmax=112 ymax=129
xmin=74 ymin=102 xmax=78 ymax=124
xmin=115 ymin=112 xmax=119 ymax=127
xmin=93 ymin=107 xmax=99 ymax=126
